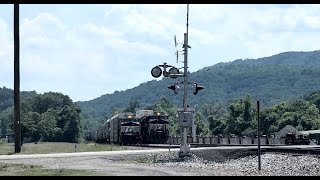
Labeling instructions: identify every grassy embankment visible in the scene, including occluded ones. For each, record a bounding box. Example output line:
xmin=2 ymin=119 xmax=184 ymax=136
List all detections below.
xmin=0 ymin=139 xmax=127 ymax=155
xmin=0 ymin=163 xmax=109 ymax=176
xmin=0 ymin=139 xmax=123 ymax=176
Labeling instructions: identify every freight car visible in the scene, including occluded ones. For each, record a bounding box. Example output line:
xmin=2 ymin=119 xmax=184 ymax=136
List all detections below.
xmin=284 ymin=133 xmax=310 ymax=145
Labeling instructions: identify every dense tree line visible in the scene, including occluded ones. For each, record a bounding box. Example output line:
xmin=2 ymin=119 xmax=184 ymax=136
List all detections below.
xmin=0 ymin=86 xmax=37 ymax=112
xmin=145 ymin=92 xmax=320 ymax=137
xmin=0 ymin=92 xmax=82 ymax=143
xmin=2 ymin=91 xmax=320 ymax=141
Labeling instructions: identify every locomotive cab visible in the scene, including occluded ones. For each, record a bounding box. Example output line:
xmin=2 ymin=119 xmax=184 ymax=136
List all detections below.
xmin=120 ymin=114 xmax=141 ymax=145
xmin=140 ymin=112 xmax=169 ymax=144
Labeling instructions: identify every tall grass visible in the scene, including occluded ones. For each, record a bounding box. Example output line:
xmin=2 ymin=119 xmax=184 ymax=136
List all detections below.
xmin=0 ymin=163 xmax=108 ymax=176
xmin=0 ymin=141 xmax=128 ymax=155
xmin=0 ymin=139 xmax=14 ymax=155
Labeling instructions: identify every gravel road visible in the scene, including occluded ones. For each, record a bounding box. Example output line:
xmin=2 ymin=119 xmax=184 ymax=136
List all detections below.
xmin=0 ymin=147 xmax=319 ymax=176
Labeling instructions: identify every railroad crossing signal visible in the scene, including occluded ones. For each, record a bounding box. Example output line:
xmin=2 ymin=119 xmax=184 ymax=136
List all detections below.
xmin=150 ymin=4 xmax=200 ymax=157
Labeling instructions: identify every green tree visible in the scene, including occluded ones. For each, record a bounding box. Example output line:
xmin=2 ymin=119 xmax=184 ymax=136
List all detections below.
xmin=224 ymin=96 xmax=256 ymax=136
xmin=242 ymin=96 xmax=254 ymax=130
xmin=207 ymin=115 xmax=226 ymax=135
xmin=225 ymin=98 xmax=244 ymax=135
xmin=0 ymin=107 xmax=13 ymax=138
xmin=194 ymin=112 xmax=209 ymax=136
xmin=38 ymin=109 xmax=60 ymax=142
xmin=124 ymin=99 xmax=140 ymax=113
xmin=30 ymin=92 xmax=73 ymax=114
xmin=59 ymin=105 xmax=82 ymax=143
xmin=111 ymin=108 xmax=124 ymax=116
xmin=18 ymin=101 xmax=35 ymax=142
xmin=260 ymin=110 xmax=278 ymax=134
xmin=24 ymin=112 xmax=41 ymax=143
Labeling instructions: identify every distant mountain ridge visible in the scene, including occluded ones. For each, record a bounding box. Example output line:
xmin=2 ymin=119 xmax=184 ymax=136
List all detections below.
xmin=77 ymin=50 xmax=320 ymax=120
xmin=213 ymin=50 xmax=320 ymax=67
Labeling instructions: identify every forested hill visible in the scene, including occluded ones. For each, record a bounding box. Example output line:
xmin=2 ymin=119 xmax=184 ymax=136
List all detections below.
xmin=77 ymin=50 xmax=320 ymax=120
xmin=0 ymin=87 xmax=37 ymax=112
xmin=214 ymin=50 xmax=320 ymax=67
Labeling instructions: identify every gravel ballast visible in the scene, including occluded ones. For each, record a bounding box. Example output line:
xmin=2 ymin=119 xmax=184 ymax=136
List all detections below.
xmin=0 ymin=148 xmax=319 ymax=176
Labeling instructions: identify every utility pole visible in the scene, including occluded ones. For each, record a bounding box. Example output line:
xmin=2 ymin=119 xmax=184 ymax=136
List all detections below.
xmin=14 ymin=4 xmax=21 ymax=153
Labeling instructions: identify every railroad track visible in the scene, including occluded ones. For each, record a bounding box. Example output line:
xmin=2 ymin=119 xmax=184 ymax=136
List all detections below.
xmin=265 ymin=146 xmax=320 ymax=155
xmin=134 ymin=144 xmax=320 ymax=155
xmin=135 ymin=143 xmax=286 ymax=148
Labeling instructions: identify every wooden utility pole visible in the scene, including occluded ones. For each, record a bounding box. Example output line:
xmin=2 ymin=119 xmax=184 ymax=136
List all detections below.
xmin=14 ymin=4 xmax=21 ymax=153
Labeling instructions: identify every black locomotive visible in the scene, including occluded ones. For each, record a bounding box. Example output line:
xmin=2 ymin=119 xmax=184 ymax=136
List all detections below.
xmin=91 ymin=110 xmax=170 ymax=145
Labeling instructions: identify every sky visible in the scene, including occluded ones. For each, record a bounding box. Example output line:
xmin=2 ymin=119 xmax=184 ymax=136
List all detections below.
xmin=2 ymin=4 xmax=320 ymax=102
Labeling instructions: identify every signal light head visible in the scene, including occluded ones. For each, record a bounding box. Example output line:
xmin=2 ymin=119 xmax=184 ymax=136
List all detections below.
xmin=168 ymin=83 xmax=180 ymax=94
xmin=192 ymin=82 xmax=204 ymax=95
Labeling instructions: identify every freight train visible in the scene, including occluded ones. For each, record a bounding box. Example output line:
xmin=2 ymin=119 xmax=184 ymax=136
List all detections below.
xmin=88 ymin=110 xmax=170 ymax=145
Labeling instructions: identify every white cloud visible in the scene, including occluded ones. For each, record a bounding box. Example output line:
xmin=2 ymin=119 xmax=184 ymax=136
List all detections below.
xmin=0 ymin=19 xmax=13 ymax=87
xmin=2 ymin=4 xmax=320 ymax=101
xmin=1 ymin=9 xmax=170 ymax=101
xmin=82 ymin=23 xmax=123 ymax=37
xmin=21 ymin=13 xmax=66 ymax=37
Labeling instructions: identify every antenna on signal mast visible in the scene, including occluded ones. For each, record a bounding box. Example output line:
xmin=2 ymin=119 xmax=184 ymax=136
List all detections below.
xmin=174 ymin=35 xmax=179 ymax=63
